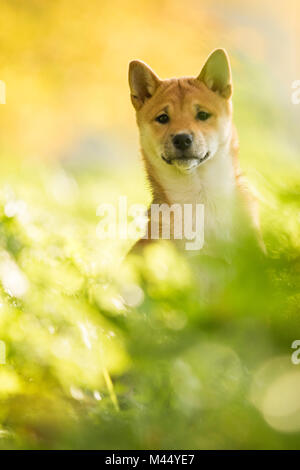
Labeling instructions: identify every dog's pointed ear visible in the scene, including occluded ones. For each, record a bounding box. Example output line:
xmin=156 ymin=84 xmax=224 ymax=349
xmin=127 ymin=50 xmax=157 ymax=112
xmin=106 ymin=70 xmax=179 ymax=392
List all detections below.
xmin=197 ymin=49 xmax=232 ymax=99
xmin=129 ymin=60 xmax=161 ymax=109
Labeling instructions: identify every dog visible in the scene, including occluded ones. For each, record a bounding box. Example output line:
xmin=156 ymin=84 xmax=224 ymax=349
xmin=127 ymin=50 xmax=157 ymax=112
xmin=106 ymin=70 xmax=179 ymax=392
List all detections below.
xmin=128 ymin=49 xmax=263 ymax=255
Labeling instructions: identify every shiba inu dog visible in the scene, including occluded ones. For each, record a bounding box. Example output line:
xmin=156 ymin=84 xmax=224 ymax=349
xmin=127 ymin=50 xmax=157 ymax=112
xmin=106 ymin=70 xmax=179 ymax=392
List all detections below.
xmin=128 ymin=49 xmax=262 ymax=254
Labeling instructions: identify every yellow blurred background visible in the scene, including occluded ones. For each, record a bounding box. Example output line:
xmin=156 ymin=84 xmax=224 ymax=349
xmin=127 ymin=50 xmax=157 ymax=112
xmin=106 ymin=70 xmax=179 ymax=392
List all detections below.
xmin=0 ymin=0 xmax=299 ymax=164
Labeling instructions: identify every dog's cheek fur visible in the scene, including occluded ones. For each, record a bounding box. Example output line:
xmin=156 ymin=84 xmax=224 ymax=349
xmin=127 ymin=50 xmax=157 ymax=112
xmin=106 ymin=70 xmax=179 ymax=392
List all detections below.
xmin=140 ymin=123 xmax=162 ymax=162
xmin=203 ymin=113 xmax=232 ymax=156
xmin=218 ymin=113 xmax=233 ymax=143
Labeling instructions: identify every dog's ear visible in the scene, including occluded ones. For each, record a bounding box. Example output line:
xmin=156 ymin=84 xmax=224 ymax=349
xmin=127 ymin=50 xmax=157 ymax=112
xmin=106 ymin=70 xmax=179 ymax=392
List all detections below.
xmin=197 ymin=49 xmax=232 ymax=99
xmin=129 ymin=60 xmax=161 ymax=109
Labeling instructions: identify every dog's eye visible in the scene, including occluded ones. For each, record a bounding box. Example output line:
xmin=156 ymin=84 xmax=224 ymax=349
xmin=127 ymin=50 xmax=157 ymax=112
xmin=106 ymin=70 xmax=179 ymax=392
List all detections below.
xmin=155 ymin=113 xmax=169 ymax=124
xmin=196 ymin=111 xmax=211 ymax=121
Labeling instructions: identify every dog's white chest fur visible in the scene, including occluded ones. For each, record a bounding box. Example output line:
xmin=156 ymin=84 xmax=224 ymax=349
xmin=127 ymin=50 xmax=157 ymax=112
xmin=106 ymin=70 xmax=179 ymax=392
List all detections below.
xmin=155 ymin=148 xmax=237 ymax=249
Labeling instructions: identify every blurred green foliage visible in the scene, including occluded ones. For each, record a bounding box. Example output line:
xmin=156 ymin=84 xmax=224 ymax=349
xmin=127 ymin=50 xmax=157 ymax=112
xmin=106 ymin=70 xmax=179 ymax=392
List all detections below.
xmin=0 ymin=152 xmax=299 ymax=450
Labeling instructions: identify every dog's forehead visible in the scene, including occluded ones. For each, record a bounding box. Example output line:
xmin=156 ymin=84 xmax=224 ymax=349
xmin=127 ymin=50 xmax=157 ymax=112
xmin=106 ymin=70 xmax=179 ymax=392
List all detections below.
xmin=143 ymin=78 xmax=226 ymax=116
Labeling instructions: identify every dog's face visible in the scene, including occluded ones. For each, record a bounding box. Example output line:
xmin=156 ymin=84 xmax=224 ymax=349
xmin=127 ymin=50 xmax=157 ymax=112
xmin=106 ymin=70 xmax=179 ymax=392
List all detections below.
xmin=129 ymin=49 xmax=233 ymax=173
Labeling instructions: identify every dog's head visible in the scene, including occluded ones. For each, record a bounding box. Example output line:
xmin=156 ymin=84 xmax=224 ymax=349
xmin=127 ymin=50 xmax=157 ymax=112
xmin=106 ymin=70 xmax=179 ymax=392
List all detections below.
xmin=129 ymin=49 xmax=233 ymax=173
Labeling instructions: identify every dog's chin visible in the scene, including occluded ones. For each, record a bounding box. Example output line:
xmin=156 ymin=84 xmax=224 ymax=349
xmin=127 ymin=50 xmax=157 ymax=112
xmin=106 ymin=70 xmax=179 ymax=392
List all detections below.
xmin=161 ymin=152 xmax=211 ymax=173
xmin=173 ymin=157 xmax=200 ymax=173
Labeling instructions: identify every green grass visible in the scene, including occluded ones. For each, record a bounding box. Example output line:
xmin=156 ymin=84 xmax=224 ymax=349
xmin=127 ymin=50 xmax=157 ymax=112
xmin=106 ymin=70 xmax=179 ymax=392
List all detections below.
xmin=0 ymin=150 xmax=299 ymax=450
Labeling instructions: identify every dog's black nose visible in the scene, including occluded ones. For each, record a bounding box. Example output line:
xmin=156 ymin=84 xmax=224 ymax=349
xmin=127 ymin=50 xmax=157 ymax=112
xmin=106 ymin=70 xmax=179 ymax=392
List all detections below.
xmin=172 ymin=133 xmax=193 ymax=151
